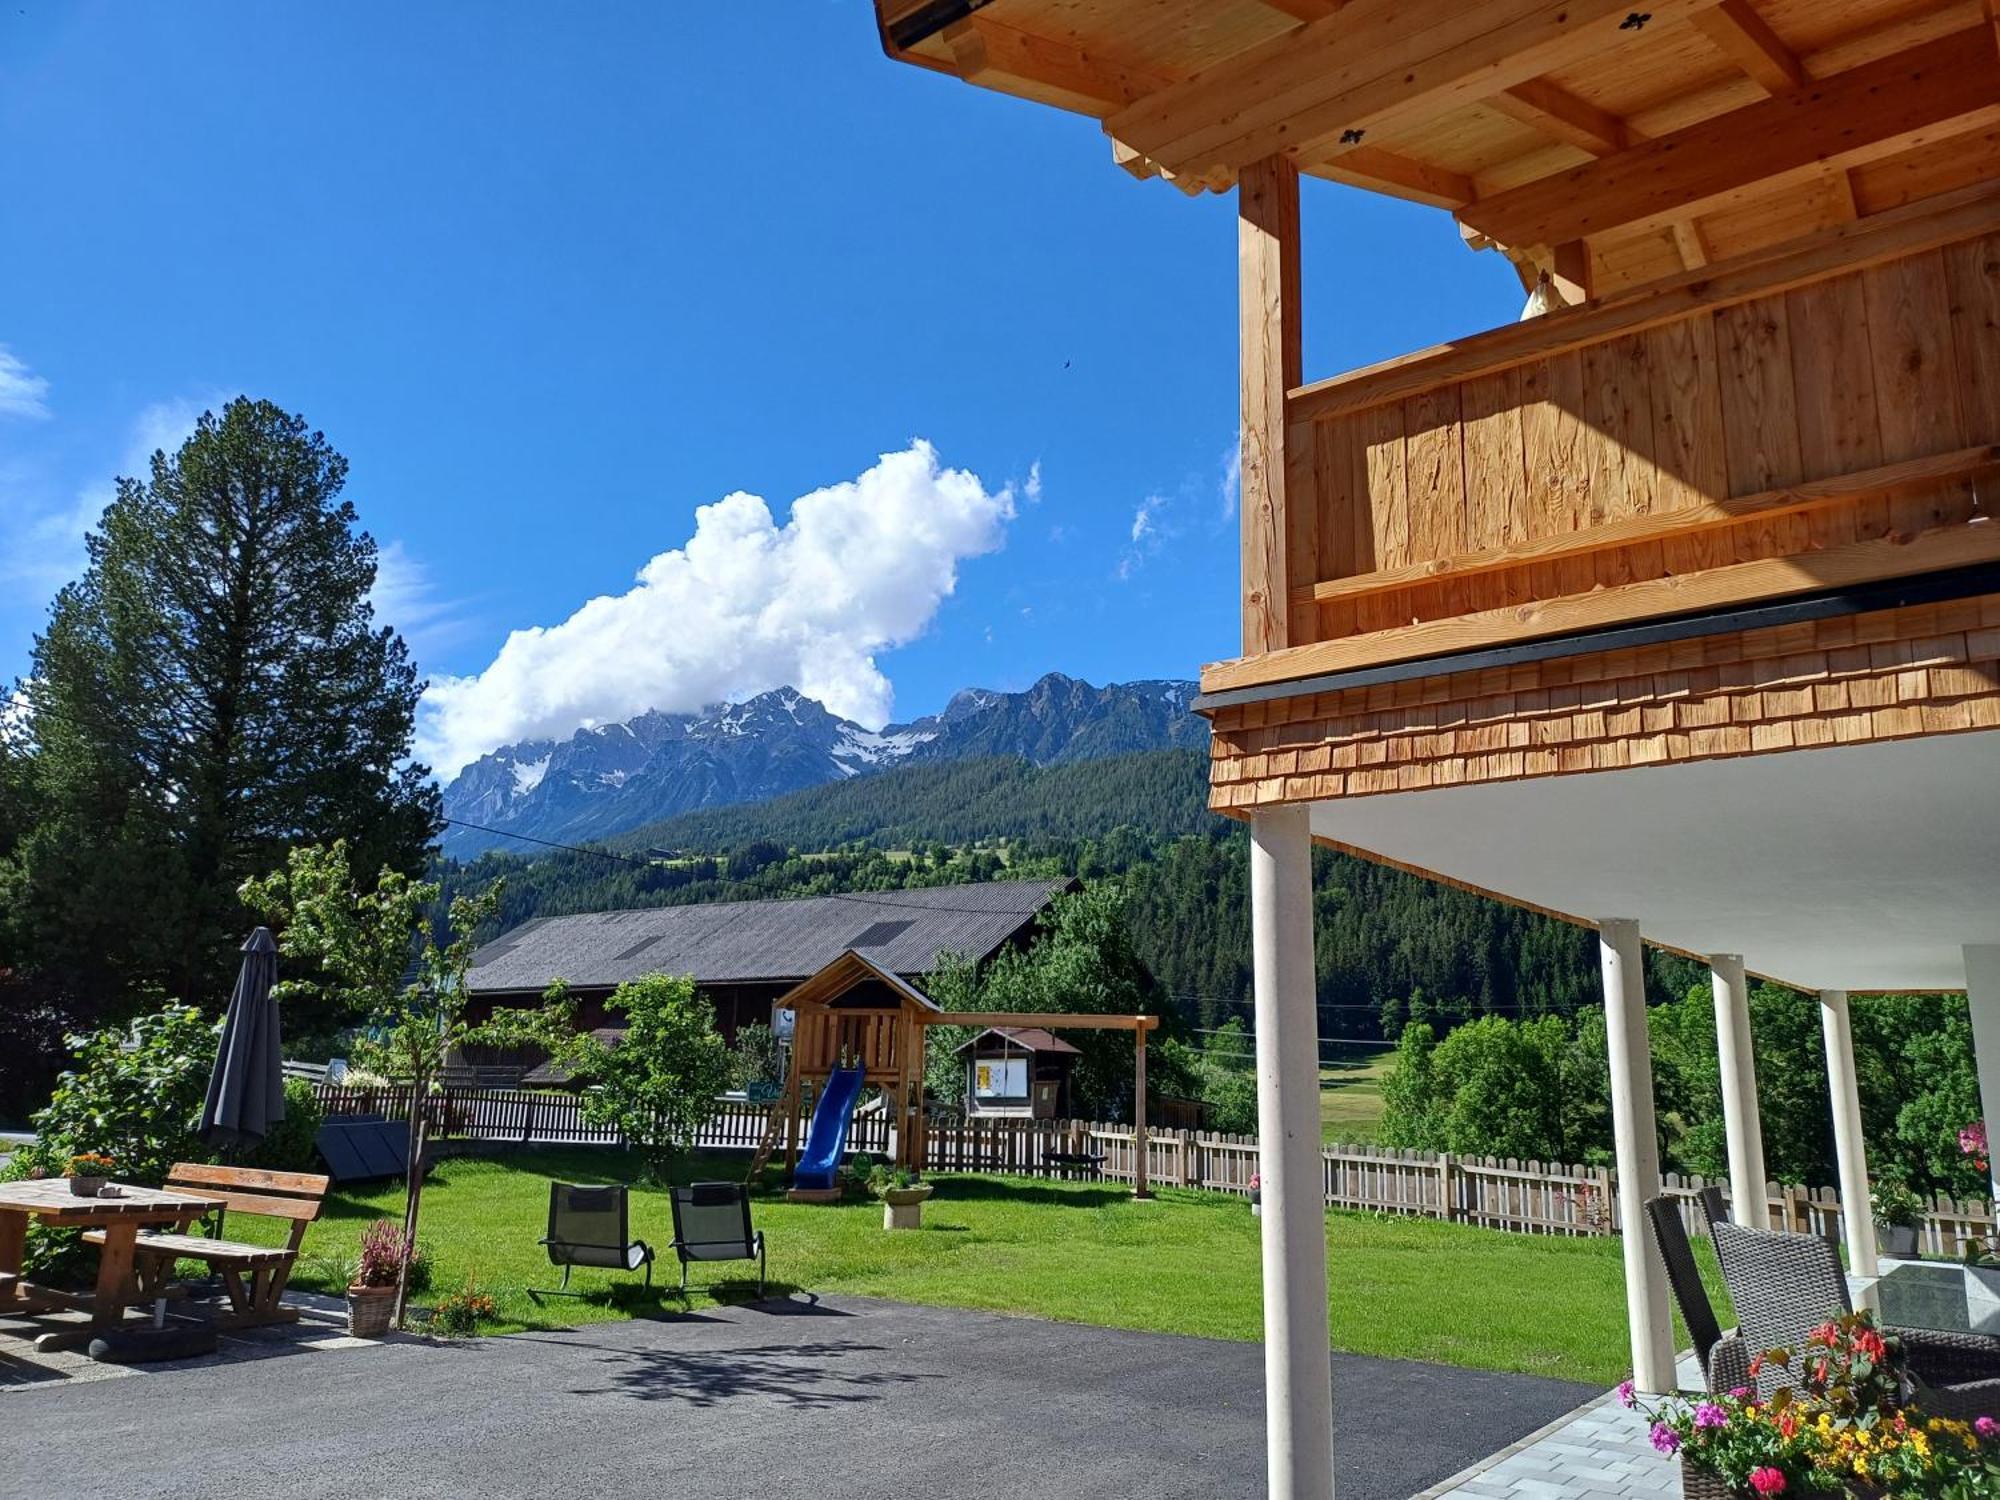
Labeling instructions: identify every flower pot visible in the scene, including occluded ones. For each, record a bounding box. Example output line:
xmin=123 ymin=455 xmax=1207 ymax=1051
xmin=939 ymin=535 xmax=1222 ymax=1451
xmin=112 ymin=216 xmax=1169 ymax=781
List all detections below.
xmin=346 ymin=1282 xmax=397 ymax=1338
xmin=1249 ymin=1190 xmax=1261 ymax=1218
xmin=1878 ymin=1223 xmax=1919 ymax=1257
xmin=1683 ymin=1461 xmax=1881 ymax=1499
xmin=880 ymin=1184 xmax=933 ymax=1230
xmin=67 ymin=1176 xmax=107 ymax=1197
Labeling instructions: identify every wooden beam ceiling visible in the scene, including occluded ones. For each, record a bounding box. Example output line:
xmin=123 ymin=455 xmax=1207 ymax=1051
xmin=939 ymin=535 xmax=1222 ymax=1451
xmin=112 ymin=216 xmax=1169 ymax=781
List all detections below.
xmin=939 ymin=15 xmax=1172 ymax=116
xmin=1458 ymin=27 xmax=2000 ymax=251
xmin=1489 ymin=77 xmax=1632 ymax=156
xmin=1691 ymin=0 xmax=1807 ymax=93
xmin=1260 ymin=0 xmax=1346 ymax=21
xmin=1316 ymin=145 xmax=1475 ymax=208
xmin=1103 ymin=0 xmax=1725 ymax=189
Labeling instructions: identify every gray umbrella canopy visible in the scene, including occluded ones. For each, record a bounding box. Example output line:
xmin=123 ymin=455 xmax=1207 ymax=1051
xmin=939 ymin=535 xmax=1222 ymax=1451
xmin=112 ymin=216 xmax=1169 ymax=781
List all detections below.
xmin=201 ymin=926 xmax=286 ymax=1149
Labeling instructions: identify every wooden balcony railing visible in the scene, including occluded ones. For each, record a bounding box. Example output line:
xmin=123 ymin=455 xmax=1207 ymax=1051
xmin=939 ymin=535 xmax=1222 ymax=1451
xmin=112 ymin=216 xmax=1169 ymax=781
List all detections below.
xmin=1209 ymin=182 xmax=2000 ymax=695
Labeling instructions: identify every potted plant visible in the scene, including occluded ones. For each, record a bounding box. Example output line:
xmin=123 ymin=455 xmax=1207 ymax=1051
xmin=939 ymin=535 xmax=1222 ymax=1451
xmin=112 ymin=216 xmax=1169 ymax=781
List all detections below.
xmin=1248 ymin=1171 xmax=1262 ymax=1218
xmin=1871 ymin=1175 xmax=1924 ymax=1258
xmin=1626 ymin=1312 xmax=2000 ymax=1497
xmin=869 ymin=1165 xmax=933 ymax=1230
xmin=347 ymin=1219 xmax=413 ymax=1337
xmin=65 ymin=1152 xmax=116 ymax=1196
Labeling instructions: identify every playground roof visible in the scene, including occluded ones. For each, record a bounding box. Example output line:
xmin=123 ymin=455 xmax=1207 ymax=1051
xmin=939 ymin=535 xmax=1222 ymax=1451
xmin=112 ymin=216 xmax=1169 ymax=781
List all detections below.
xmin=464 ymin=878 xmax=1075 ymax=996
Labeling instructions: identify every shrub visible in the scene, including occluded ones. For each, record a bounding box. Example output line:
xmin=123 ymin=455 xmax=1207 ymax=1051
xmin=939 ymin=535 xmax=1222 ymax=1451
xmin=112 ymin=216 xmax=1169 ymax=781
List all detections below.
xmin=30 ymin=1002 xmax=218 ymax=1185
xmin=429 ymin=1283 xmax=498 ymax=1337
xmin=243 ymin=1077 xmax=325 ymax=1173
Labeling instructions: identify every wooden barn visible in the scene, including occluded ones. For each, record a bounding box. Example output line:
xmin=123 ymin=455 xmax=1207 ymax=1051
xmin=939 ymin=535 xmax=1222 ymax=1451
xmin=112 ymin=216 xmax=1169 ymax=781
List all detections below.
xmin=866 ymin=1 xmax=2000 ymax=1493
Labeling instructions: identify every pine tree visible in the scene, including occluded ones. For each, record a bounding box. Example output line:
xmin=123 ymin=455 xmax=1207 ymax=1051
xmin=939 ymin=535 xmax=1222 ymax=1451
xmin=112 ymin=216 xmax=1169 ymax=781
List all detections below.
xmin=7 ymin=398 xmax=438 ymax=1013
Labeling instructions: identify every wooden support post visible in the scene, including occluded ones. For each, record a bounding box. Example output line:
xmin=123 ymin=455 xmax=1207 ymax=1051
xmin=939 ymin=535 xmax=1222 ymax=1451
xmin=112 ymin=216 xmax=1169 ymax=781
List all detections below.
xmin=1238 ymin=155 xmax=1302 ymax=657
xmin=1133 ymin=1022 xmax=1151 ymax=1200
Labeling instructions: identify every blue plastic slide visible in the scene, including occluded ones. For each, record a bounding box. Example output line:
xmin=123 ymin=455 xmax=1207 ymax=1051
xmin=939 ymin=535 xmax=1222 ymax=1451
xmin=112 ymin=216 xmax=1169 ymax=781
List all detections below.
xmin=792 ymin=1065 xmax=865 ymax=1190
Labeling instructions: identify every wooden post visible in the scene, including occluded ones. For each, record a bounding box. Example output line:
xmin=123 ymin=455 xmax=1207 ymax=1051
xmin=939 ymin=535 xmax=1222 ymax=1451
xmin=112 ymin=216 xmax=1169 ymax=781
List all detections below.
xmin=1238 ymin=154 xmax=1302 ymax=657
xmin=1133 ymin=1021 xmax=1151 ymax=1199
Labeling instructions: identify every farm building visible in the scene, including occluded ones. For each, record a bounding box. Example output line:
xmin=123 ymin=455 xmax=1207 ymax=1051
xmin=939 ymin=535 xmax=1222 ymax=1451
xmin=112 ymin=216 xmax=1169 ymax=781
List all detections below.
xmin=457 ymin=878 xmax=1076 ymax=1081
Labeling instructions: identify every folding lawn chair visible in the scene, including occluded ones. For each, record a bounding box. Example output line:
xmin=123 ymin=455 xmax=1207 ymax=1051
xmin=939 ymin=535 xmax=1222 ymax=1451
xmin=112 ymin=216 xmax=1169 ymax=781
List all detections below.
xmin=535 ymin=1181 xmax=654 ymax=1296
xmin=668 ymin=1182 xmax=766 ymax=1296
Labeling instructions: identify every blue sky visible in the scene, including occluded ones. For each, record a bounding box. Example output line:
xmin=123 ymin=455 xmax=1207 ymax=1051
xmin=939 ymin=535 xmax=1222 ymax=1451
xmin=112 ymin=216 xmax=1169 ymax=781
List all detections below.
xmin=0 ymin=3 xmax=1521 ymax=776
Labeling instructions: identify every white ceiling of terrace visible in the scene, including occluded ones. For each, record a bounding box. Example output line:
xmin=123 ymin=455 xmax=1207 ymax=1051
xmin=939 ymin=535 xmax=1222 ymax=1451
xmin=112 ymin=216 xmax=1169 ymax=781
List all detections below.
xmin=1311 ymin=731 xmax=2000 ymax=994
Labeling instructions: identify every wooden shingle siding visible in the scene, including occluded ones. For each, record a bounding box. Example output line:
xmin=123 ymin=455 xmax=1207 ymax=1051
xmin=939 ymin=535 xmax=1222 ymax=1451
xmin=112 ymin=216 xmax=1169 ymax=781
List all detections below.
xmin=1207 ymin=595 xmax=2000 ymax=810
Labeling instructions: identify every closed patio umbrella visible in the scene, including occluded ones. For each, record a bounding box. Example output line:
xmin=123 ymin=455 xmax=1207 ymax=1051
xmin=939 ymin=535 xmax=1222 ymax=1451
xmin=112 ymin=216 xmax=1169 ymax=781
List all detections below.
xmin=201 ymin=927 xmax=285 ymax=1149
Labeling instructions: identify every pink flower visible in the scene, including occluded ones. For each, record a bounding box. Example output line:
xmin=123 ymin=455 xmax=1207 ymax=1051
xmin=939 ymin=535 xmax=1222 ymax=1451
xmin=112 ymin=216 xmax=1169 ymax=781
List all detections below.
xmin=1976 ymin=1416 xmax=1998 ymax=1439
xmin=1649 ymin=1423 xmax=1680 ymax=1456
xmin=1748 ymin=1467 xmax=1786 ymax=1495
xmin=1693 ymin=1402 xmax=1728 ymax=1430
xmin=1616 ymin=1379 xmax=1635 ymax=1408
xmin=1729 ymin=1387 xmax=1752 ymax=1400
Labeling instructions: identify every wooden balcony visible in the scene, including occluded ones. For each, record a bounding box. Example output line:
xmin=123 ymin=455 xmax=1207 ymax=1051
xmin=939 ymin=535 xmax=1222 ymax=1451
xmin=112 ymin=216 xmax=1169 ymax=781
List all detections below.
xmin=1207 ymin=182 xmax=2000 ymax=700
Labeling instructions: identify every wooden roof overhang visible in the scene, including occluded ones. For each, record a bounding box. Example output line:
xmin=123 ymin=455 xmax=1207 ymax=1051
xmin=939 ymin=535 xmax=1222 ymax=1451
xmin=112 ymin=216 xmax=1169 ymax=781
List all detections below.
xmin=876 ymin=0 xmax=2000 ymax=296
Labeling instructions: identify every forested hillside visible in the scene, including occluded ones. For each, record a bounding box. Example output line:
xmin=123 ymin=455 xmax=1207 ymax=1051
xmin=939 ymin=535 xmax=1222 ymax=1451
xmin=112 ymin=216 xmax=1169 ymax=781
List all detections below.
xmin=440 ymin=747 xmax=1670 ymax=1046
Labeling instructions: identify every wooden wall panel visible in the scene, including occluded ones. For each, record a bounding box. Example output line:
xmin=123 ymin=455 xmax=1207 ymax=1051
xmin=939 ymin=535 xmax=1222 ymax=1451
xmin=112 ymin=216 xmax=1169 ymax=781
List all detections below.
xmin=1864 ymin=249 xmax=1969 ymax=535
xmin=1645 ymin=312 xmax=1731 ymax=573
xmin=1402 ymin=386 xmax=1465 ymax=565
xmin=1786 ymin=273 xmax=1883 ymax=547
xmin=1459 ymin=368 xmax=1528 ymax=548
xmin=1944 ymin=232 xmax=2000 ymax=447
xmin=1284 ymin=225 xmax=1999 ymax=661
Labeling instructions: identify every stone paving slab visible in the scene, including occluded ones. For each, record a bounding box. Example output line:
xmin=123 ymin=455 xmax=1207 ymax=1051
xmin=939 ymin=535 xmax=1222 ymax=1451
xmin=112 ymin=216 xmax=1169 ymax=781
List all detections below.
xmin=0 ymin=1290 xmax=393 ymax=1390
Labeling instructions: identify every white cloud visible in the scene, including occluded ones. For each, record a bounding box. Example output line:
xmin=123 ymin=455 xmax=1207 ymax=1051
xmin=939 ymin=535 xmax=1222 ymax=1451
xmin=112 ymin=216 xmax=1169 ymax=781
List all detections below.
xmin=0 ymin=397 xmax=209 ymax=596
xmin=1024 ymin=460 xmax=1043 ymax=506
xmin=368 ymin=540 xmax=477 ymax=668
xmin=415 ymin=440 xmax=1016 ymax=777
xmin=1119 ymin=494 xmax=1170 ymax=579
xmin=0 ymin=348 xmax=50 ymax=421
xmin=1218 ymin=443 xmax=1241 ymax=524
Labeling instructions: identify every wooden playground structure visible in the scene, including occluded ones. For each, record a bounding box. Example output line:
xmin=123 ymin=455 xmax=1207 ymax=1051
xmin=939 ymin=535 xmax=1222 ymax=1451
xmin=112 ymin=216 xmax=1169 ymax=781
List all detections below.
xmin=747 ymin=950 xmax=1163 ymax=1196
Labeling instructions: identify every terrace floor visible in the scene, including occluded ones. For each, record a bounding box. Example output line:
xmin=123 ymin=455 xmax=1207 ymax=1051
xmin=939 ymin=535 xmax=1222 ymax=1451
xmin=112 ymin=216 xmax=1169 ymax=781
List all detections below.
xmin=3 ymin=1293 xmax=1598 ymax=1499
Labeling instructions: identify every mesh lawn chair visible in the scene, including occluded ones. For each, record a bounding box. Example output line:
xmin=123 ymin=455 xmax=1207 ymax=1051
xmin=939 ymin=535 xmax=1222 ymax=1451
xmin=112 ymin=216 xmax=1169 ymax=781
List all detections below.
xmin=669 ymin=1182 xmax=766 ymax=1296
xmin=536 ymin=1182 xmax=654 ymax=1295
xmin=1645 ymin=1196 xmax=1751 ymax=1393
xmin=1710 ymin=1219 xmax=2000 ymax=1416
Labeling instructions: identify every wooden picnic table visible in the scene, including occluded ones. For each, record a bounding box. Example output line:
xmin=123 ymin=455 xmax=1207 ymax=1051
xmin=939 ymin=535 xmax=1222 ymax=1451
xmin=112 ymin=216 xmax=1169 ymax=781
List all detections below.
xmin=0 ymin=1178 xmax=225 ymax=1352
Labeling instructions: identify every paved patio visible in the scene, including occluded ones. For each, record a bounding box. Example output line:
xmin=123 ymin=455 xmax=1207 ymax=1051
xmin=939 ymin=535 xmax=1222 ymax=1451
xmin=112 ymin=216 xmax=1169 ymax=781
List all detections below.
xmin=2 ymin=1293 xmax=1598 ymax=1499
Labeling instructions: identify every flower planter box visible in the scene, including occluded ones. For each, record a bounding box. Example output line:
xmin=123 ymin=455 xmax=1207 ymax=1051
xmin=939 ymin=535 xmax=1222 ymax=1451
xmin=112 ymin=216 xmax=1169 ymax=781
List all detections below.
xmin=346 ymin=1283 xmax=397 ymax=1338
xmin=66 ymin=1176 xmax=108 ymax=1197
xmin=1683 ymin=1461 xmax=1881 ymax=1498
xmin=1878 ymin=1223 xmax=1919 ymax=1257
xmin=880 ymin=1184 xmax=933 ymax=1231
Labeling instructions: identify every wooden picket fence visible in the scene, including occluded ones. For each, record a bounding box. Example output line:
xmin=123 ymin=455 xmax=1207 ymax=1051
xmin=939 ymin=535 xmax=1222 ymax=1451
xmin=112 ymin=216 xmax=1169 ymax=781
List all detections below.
xmin=310 ymin=1084 xmax=1997 ymax=1251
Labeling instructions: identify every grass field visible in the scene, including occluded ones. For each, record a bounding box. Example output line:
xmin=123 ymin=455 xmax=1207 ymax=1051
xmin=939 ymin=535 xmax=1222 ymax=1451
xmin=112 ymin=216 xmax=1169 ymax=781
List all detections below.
xmin=231 ymin=1146 xmax=1721 ymax=1385
xmin=1320 ymin=1046 xmax=1395 ymax=1143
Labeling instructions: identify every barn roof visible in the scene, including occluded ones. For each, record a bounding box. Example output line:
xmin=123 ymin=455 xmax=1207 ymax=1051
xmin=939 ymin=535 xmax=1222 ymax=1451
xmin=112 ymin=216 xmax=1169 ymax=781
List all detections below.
xmin=464 ymin=878 xmax=1075 ymax=995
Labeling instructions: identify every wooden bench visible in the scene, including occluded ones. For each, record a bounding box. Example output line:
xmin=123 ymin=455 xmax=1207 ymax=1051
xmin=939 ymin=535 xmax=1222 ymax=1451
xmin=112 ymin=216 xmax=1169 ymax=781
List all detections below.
xmin=83 ymin=1163 xmax=330 ymax=1329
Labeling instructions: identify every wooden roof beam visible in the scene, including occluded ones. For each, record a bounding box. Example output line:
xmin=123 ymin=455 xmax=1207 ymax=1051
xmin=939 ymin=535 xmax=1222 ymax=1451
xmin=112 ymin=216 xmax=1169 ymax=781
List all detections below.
xmin=1490 ymin=77 xmax=1632 ymax=156
xmin=1315 ymin=145 xmax=1475 ymax=208
xmin=1104 ymin=0 xmax=1725 ymax=190
xmin=1458 ymin=28 xmax=2000 ymax=251
xmin=939 ymin=15 xmax=1174 ymax=117
xmin=1691 ymin=0 xmax=1807 ymax=94
xmin=1262 ymin=0 xmax=1347 ymax=21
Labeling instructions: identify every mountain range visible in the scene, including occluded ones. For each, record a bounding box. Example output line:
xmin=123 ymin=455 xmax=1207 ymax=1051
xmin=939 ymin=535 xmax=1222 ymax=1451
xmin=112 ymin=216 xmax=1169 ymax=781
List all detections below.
xmin=440 ymin=673 xmax=1204 ymax=857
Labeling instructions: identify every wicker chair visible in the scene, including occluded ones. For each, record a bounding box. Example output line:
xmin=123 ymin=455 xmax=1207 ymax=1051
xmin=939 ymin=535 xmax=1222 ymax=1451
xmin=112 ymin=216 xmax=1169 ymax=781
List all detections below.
xmin=1710 ymin=1219 xmax=2000 ymax=1415
xmin=1644 ymin=1196 xmax=1752 ymax=1394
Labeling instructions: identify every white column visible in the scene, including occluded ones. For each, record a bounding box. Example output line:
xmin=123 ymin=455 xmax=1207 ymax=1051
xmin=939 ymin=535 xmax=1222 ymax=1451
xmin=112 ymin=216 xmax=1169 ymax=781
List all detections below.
xmin=1819 ymin=988 xmax=1879 ymax=1278
xmin=1710 ymin=955 xmax=1769 ymax=1228
xmin=1600 ymin=918 xmax=1675 ymax=1394
xmin=1250 ymin=805 xmax=1335 ymax=1500
xmin=1962 ymin=948 xmax=2000 ymax=1202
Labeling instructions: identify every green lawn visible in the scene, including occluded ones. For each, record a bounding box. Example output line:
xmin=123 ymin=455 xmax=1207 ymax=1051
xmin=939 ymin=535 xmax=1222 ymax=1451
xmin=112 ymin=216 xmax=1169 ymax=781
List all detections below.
xmin=1320 ymin=1047 xmax=1395 ymax=1143
xmin=232 ymin=1147 xmax=1726 ymax=1386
